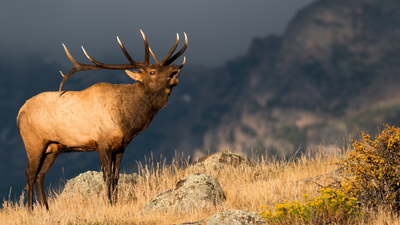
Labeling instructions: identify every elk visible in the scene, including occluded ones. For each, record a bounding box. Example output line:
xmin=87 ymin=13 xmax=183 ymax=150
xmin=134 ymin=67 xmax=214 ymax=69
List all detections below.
xmin=17 ymin=30 xmax=188 ymax=210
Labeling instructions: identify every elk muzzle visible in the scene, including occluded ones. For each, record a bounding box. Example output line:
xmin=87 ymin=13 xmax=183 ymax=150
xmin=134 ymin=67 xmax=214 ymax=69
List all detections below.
xmin=168 ymin=65 xmax=180 ymax=87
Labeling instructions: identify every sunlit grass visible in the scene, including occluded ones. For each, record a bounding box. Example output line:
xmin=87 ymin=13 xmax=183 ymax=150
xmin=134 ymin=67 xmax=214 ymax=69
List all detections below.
xmin=1 ymin=147 xmax=399 ymax=224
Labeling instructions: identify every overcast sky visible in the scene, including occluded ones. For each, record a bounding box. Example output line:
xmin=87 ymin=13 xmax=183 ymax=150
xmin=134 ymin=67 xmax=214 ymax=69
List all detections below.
xmin=1 ymin=0 xmax=315 ymax=68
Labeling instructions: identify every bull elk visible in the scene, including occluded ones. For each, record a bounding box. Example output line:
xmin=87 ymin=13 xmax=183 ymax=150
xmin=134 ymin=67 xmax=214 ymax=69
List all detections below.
xmin=17 ymin=30 xmax=188 ymax=210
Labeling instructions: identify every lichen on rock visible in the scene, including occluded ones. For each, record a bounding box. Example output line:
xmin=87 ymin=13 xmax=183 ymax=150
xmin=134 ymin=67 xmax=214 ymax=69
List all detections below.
xmin=189 ymin=150 xmax=253 ymax=173
xmin=207 ymin=210 xmax=267 ymax=225
xmin=60 ymin=171 xmax=139 ymax=198
xmin=143 ymin=173 xmax=226 ymax=212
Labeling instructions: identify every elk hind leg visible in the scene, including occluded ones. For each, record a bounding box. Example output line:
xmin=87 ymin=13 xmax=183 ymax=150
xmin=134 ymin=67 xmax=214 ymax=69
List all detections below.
xmin=26 ymin=158 xmax=41 ymax=210
xmin=35 ymin=144 xmax=58 ymax=210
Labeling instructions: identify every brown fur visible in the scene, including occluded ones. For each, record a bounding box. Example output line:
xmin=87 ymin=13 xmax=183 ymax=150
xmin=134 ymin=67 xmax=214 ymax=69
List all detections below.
xmin=17 ymin=63 xmax=183 ymax=210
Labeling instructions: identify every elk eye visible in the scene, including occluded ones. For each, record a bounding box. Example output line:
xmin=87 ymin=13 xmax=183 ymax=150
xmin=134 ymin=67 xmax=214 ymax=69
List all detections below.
xmin=149 ymin=71 xmax=156 ymax=75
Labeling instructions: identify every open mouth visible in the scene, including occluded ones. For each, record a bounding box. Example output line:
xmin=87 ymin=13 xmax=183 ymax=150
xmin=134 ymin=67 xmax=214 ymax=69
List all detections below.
xmin=168 ymin=70 xmax=180 ymax=79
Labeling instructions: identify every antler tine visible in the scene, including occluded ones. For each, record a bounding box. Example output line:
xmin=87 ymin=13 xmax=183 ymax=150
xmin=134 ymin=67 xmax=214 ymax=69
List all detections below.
xmin=179 ymin=56 xmax=186 ymax=69
xmin=59 ymin=42 xmax=142 ymax=95
xmin=140 ymin=30 xmax=150 ymax=66
xmin=59 ymin=68 xmax=77 ymax=93
xmin=62 ymin=43 xmax=79 ymax=67
xmin=160 ymin=33 xmax=179 ymax=65
xmin=117 ymin=36 xmax=136 ymax=65
xmin=59 ymin=44 xmax=103 ymax=94
xmin=165 ymin=32 xmax=188 ymax=66
xmin=149 ymin=47 xmax=159 ymax=64
xmin=81 ymin=46 xmax=105 ymax=67
xmin=81 ymin=45 xmax=148 ymax=70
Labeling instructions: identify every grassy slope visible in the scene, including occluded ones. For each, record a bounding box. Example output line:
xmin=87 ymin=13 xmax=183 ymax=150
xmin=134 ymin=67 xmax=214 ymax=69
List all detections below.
xmin=1 ymin=148 xmax=399 ymax=224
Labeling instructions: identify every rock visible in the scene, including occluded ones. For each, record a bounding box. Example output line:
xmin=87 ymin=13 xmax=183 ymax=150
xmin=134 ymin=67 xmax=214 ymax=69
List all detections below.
xmin=144 ymin=173 xmax=226 ymax=212
xmin=189 ymin=150 xmax=253 ymax=173
xmin=296 ymin=166 xmax=348 ymax=188
xmin=173 ymin=210 xmax=267 ymax=225
xmin=173 ymin=220 xmax=208 ymax=225
xmin=60 ymin=171 xmax=139 ymax=198
xmin=207 ymin=210 xmax=267 ymax=225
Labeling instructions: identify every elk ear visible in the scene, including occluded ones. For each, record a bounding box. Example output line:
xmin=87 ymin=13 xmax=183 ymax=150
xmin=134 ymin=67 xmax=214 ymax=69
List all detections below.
xmin=125 ymin=70 xmax=144 ymax=82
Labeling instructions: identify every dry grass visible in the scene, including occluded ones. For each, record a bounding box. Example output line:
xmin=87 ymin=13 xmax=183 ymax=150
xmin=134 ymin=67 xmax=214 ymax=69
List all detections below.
xmin=1 ymin=148 xmax=399 ymax=224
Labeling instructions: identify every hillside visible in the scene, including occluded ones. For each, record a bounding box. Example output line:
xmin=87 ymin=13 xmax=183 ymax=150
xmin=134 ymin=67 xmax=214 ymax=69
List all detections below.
xmin=181 ymin=0 xmax=400 ymax=157
xmin=1 ymin=149 xmax=399 ymax=224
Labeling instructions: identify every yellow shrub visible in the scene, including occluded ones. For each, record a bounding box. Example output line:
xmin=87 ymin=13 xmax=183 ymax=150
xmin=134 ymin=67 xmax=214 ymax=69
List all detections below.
xmin=260 ymin=188 xmax=362 ymax=224
xmin=340 ymin=124 xmax=400 ymax=209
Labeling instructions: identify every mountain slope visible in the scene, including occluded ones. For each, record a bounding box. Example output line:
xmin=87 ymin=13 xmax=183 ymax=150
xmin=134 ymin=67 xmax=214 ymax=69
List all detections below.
xmin=186 ymin=0 xmax=400 ymax=156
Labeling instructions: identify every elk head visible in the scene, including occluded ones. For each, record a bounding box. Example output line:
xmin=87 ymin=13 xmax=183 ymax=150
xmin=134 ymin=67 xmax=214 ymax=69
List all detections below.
xmin=59 ymin=30 xmax=188 ymax=94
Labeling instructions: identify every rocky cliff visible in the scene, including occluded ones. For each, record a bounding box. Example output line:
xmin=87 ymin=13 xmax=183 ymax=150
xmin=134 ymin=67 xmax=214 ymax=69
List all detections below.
xmin=176 ymin=0 xmax=400 ymax=157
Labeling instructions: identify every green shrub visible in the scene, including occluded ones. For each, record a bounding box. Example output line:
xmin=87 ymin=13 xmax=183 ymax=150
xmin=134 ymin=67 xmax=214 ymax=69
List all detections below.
xmin=260 ymin=188 xmax=362 ymax=224
xmin=339 ymin=124 xmax=400 ymax=209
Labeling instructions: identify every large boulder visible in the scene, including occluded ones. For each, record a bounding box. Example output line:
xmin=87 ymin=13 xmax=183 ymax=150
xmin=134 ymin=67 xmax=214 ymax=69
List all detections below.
xmin=189 ymin=150 xmax=253 ymax=173
xmin=143 ymin=173 xmax=226 ymax=212
xmin=60 ymin=171 xmax=139 ymax=198
xmin=207 ymin=210 xmax=267 ymax=225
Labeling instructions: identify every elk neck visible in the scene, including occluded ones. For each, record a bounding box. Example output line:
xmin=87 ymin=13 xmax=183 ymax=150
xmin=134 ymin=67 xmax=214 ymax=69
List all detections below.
xmin=117 ymin=82 xmax=171 ymax=140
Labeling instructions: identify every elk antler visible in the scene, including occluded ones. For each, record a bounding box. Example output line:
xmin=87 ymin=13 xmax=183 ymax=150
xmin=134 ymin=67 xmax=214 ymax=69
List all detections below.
xmin=163 ymin=33 xmax=188 ymax=67
xmin=59 ymin=30 xmax=188 ymax=94
xmin=157 ymin=33 xmax=188 ymax=68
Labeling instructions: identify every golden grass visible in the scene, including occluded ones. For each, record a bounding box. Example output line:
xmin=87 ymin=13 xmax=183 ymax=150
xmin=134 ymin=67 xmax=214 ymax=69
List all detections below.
xmin=1 ymin=148 xmax=399 ymax=224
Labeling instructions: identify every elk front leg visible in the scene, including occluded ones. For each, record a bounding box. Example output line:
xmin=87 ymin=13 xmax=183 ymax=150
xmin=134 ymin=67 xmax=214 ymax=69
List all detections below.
xmin=98 ymin=148 xmax=113 ymax=204
xmin=111 ymin=149 xmax=125 ymax=203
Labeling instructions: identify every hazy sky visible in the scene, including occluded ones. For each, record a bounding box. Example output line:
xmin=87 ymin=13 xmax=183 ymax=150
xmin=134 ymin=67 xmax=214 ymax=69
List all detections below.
xmin=0 ymin=0 xmax=315 ymax=67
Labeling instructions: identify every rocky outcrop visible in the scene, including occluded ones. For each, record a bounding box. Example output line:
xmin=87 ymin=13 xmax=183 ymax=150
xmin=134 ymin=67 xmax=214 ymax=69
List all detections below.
xmin=175 ymin=210 xmax=267 ymax=225
xmin=189 ymin=150 xmax=253 ymax=173
xmin=60 ymin=171 xmax=139 ymax=198
xmin=207 ymin=210 xmax=267 ymax=225
xmin=143 ymin=174 xmax=226 ymax=212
